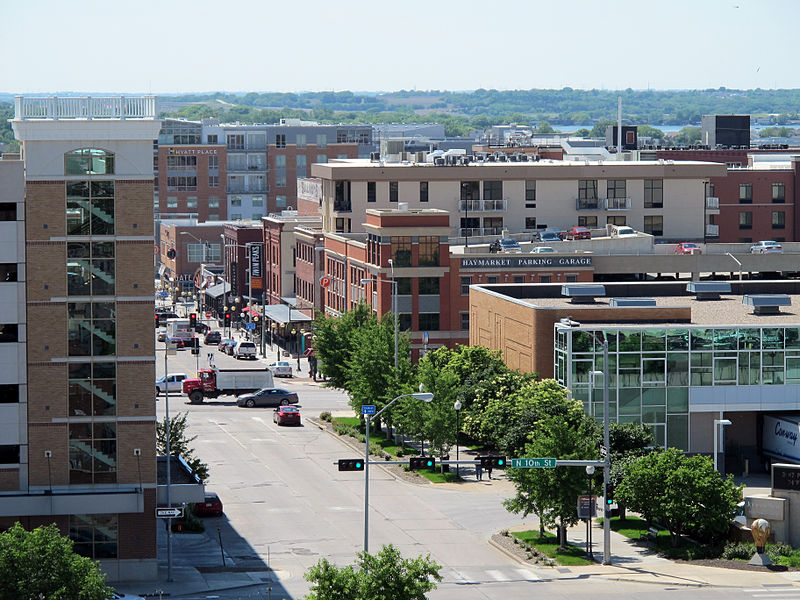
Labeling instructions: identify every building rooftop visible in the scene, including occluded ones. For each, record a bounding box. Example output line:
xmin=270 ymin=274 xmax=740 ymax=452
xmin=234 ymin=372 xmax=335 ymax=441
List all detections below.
xmin=14 ymin=95 xmax=157 ymax=120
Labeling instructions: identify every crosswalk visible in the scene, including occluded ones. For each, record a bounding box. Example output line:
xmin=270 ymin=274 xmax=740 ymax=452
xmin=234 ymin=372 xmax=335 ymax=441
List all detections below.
xmin=443 ymin=566 xmax=542 ymax=585
xmin=744 ymin=587 xmax=800 ymax=599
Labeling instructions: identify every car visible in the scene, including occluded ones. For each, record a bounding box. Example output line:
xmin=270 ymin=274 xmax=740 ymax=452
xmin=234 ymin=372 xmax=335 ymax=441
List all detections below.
xmin=204 ymin=330 xmax=221 ymax=345
xmin=166 ymin=336 xmax=185 ymax=349
xmin=233 ymin=340 xmax=258 ymax=360
xmin=268 ymin=361 xmax=294 ymax=378
xmin=156 ymin=373 xmax=188 ymax=395
xmin=194 ymin=322 xmax=210 ymax=334
xmin=535 ymin=231 xmax=562 ymax=243
xmin=273 ymin=405 xmax=301 ymax=426
xmin=496 ymin=238 xmax=522 ymax=253
xmin=531 ymin=246 xmax=556 ymax=253
xmin=108 ymin=592 xmax=147 ymax=600
xmin=674 ymin=242 xmax=702 ymax=255
xmin=155 ymin=312 xmax=179 ymax=326
xmin=218 ymin=339 xmax=236 ymax=354
xmin=156 ymin=327 xmax=168 ymax=342
xmin=237 ymin=387 xmax=299 ymax=408
xmin=564 ymin=226 xmax=591 ymax=240
xmin=750 ymin=240 xmax=783 ymax=254
xmin=192 ymin=491 xmax=223 ymax=517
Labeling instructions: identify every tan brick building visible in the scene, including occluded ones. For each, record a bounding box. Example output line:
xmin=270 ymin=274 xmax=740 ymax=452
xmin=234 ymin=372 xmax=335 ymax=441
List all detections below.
xmin=8 ymin=96 xmax=162 ymax=581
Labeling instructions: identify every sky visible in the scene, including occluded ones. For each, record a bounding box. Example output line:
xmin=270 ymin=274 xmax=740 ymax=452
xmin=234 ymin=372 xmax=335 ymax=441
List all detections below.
xmin=3 ymin=0 xmax=799 ymax=94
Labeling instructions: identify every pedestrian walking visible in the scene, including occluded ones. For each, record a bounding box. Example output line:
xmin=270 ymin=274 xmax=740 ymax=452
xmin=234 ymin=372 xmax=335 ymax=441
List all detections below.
xmin=487 ymin=464 xmax=493 ymax=480
xmin=475 ymin=461 xmax=483 ymax=481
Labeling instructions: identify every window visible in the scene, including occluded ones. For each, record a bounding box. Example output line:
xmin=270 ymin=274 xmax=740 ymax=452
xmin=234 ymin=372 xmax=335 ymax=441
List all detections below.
xmin=252 ymin=196 xmax=264 ymax=207
xmin=69 ymin=362 xmax=115 ymax=417
xmin=578 ymin=216 xmax=598 ymax=227
xmin=275 ymin=134 xmax=286 ymax=149
xmin=419 ymin=313 xmax=439 ymax=331
xmin=390 ymin=236 xmax=412 ymax=266
xmin=296 ymin=133 xmax=306 ymax=149
xmin=487 ymin=276 xmax=498 ymax=284
xmin=483 ymin=180 xmax=503 ymax=200
xmin=0 ymin=445 xmax=19 ymax=464
xmin=231 ymin=213 xmax=242 ymax=220
xmin=483 ymin=217 xmax=503 ymax=234
xmin=525 ymin=180 xmax=536 ymax=208
xmin=166 ymin=155 xmax=197 ymax=169
xmin=70 ymin=514 xmax=118 ymax=559
xmin=773 ymin=211 xmax=786 ymax=229
xmin=460 ymin=276 xmax=472 ymax=295
xmin=773 ymin=183 xmax=786 ymax=203
xmin=316 ymin=134 xmax=327 ymax=148
xmin=230 ymin=196 xmax=242 ymax=207
xmin=276 ymin=195 xmax=287 ymax=208
xmin=513 ymin=275 xmax=524 ymax=283
xmin=418 ymin=277 xmax=439 ymax=295
xmin=607 ymin=179 xmax=626 ymax=199
xmin=578 ymin=180 xmax=598 ymax=208
xmin=607 ymin=216 xmax=626 ymax=226
xmin=208 ymin=175 xmax=219 ymax=188
xmin=0 ymin=203 xmax=16 ymax=221
xmin=275 ymin=155 xmax=286 ymax=187
xmin=643 ymin=215 xmax=663 ymax=236
xmin=420 ymin=181 xmax=429 ymax=203
xmin=644 ymin=179 xmax=663 ymax=208
xmin=316 ymin=154 xmax=328 ymax=164
xmin=739 ymin=183 xmax=753 ymax=203
xmin=0 ymin=264 xmax=17 ymax=282
xmin=208 ymin=156 xmax=218 ymax=170
xmin=68 ymin=302 xmax=115 ymax=356
xmin=525 ymin=217 xmax=537 ymax=229
xmin=460 ymin=181 xmax=480 ymax=201
xmin=296 ymin=155 xmax=307 ymax=178
xmin=66 ymin=181 xmax=114 ymax=235
xmin=68 ymin=422 xmax=117 ymax=484
xmin=208 ymin=196 xmax=219 ymax=208
xmin=460 ymin=313 xmax=470 ymax=331
xmin=207 ymin=134 xmax=218 ymax=144
xmin=67 ymin=242 xmax=115 ymax=296
xmin=226 ymin=134 xmax=244 ymax=150
xmin=566 ymin=274 xmax=578 ymax=282
xmin=186 ymin=196 xmax=198 ymax=209
xmin=334 ymin=181 xmax=351 ymax=211
xmin=539 ymin=275 xmax=551 ymax=283
xmin=739 ymin=211 xmax=753 ymax=229
xmin=334 ymin=217 xmax=351 ymax=232
xmin=187 ymin=243 xmax=213 ymax=262
xmin=166 ymin=196 xmax=178 ymax=208
xmin=389 ymin=181 xmax=398 ymax=203
xmin=248 ymin=133 xmax=266 ymax=150
xmin=0 ymin=324 xmax=18 ymax=343
xmin=65 ymin=149 xmax=115 ymax=176
xmin=0 ymin=384 xmax=18 ymax=403
xmin=247 ymin=153 xmax=266 ymax=170
xmin=208 ymin=214 xmax=219 ymax=221
xmin=396 ymin=277 xmax=412 ymax=295
xmin=398 ymin=313 xmax=412 ymax=330
xmin=418 ymin=236 xmax=439 ymax=266
xmin=367 ymin=181 xmax=376 ymax=203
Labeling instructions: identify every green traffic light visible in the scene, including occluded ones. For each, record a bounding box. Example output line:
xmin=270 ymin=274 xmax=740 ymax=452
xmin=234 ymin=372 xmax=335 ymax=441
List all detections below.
xmin=426 ymin=460 xmax=433 ymax=467
xmin=356 ymin=462 xmax=362 ymax=469
xmin=497 ymin=459 xmax=504 ymax=466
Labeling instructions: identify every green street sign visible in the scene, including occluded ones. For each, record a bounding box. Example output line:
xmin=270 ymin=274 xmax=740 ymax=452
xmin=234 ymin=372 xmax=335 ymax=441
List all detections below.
xmin=510 ymin=458 xmax=556 ymax=469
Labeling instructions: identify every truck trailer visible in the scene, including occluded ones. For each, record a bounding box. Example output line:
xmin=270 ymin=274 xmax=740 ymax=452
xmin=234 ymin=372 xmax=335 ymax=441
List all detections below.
xmin=182 ymin=367 xmax=274 ymax=404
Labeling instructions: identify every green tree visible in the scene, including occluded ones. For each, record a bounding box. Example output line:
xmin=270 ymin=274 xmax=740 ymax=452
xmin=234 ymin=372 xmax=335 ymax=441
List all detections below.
xmin=304 ymin=544 xmax=441 ymax=600
xmin=313 ymin=302 xmax=373 ymax=390
xmin=589 ymin=119 xmax=616 ymax=138
xmin=574 ymin=128 xmax=591 ymax=137
xmin=536 ymin=120 xmax=556 ymax=134
xmin=156 ymin=412 xmax=209 ymax=482
xmin=503 ymin=382 xmax=599 ymax=547
xmin=672 ymin=126 xmax=702 ymax=146
xmin=413 ymin=348 xmax=460 ymax=466
xmin=637 ymin=124 xmax=666 ymax=141
xmin=0 ymin=522 xmax=112 ymax=600
xmin=608 ymin=422 xmax=656 ymax=518
xmin=615 ymin=448 xmax=742 ymax=546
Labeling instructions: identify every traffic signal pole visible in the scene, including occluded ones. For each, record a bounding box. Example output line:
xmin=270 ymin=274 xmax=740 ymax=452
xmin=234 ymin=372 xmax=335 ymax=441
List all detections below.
xmin=364 ymin=413 xmax=371 ymax=555
xmin=602 ymin=339 xmax=611 ymax=565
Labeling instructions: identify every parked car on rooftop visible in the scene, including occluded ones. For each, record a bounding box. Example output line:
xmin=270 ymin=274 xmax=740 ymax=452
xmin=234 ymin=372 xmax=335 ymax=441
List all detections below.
xmin=531 ymin=246 xmax=556 ymax=253
xmin=534 ymin=231 xmax=562 ymax=243
xmin=750 ymin=240 xmax=783 ymax=254
xmin=674 ymin=242 xmax=702 ymax=255
xmin=564 ymin=226 xmax=591 ymax=240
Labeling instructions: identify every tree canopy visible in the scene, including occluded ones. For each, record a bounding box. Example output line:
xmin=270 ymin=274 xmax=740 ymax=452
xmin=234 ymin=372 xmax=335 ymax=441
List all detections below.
xmin=156 ymin=411 xmax=209 ymax=482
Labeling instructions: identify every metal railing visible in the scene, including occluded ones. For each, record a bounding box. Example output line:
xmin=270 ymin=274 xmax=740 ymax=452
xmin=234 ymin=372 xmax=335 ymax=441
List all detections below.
xmin=458 ymin=227 xmax=502 ymax=238
xmin=603 ymin=197 xmax=631 ymax=210
xmin=706 ymin=224 xmax=720 ymax=236
xmin=15 ymin=95 xmax=157 ymax=119
xmin=458 ymin=199 xmax=507 ymax=212
xmin=706 ymin=197 xmax=720 ymax=209
xmin=576 ymin=199 xmax=600 ymax=210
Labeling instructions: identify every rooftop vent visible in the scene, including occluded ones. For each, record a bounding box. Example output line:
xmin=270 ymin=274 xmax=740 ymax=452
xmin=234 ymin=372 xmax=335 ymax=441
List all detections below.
xmin=561 ymin=284 xmax=606 ymax=304
xmin=609 ymin=298 xmax=657 ymax=307
xmin=686 ymin=281 xmax=731 ymax=301
xmin=743 ymin=294 xmax=791 ymax=315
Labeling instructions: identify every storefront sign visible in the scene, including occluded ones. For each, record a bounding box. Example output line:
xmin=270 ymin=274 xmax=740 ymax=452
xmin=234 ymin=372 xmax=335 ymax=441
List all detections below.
xmin=297 ymin=178 xmax=323 ymax=202
xmin=460 ymin=256 xmax=593 ymax=269
xmin=250 ymin=244 xmax=263 ymax=278
xmin=167 ymin=147 xmax=218 ymax=155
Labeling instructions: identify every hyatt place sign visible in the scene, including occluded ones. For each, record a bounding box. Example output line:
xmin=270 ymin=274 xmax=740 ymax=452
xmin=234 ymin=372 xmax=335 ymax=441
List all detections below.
xmin=460 ymin=256 xmax=593 ymax=269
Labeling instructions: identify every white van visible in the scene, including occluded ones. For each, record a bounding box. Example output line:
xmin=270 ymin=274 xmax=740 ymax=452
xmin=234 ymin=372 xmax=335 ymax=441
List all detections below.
xmin=233 ymin=341 xmax=258 ymax=360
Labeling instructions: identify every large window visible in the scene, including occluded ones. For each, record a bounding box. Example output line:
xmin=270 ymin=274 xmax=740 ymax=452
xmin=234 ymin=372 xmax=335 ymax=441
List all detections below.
xmin=607 ymin=215 xmax=626 ymax=226
xmin=187 ymin=243 xmax=221 ymax=262
xmin=418 ymin=277 xmax=440 ymax=295
xmin=643 ymin=215 xmax=663 ymax=236
xmin=66 ymin=181 xmax=114 ymax=235
xmin=460 ymin=276 xmax=472 ymax=295
xmin=65 ymin=149 xmax=115 ymax=176
xmin=68 ymin=302 xmax=115 ymax=357
xmin=296 ymin=133 xmax=306 ymax=149
xmin=644 ymin=179 xmax=663 ymax=208
xmin=316 ymin=134 xmax=327 ymax=148
xmin=68 ymin=422 xmax=117 ymax=484
xmin=579 ymin=216 xmax=598 ymax=227
xmin=389 ymin=181 xmax=398 ymax=203
xmin=70 ymin=514 xmax=118 ymax=560
xmin=483 ymin=180 xmax=503 ymax=200
xmin=296 ymin=155 xmax=307 ymax=178
xmin=0 ymin=203 xmax=16 ymax=221
xmin=390 ymin=236 xmax=412 ymax=266
xmin=68 ymin=362 xmax=116 ymax=417
xmin=418 ymin=236 xmax=439 ymax=266
xmin=419 ymin=313 xmax=439 ymax=331
xmin=525 ymin=180 xmax=536 ymax=208
xmin=67 ymin=242 xmax=115 ymax=296
xmin=0 ymin=384 xmax=19 ymax=403
xmin=739 ymin=211 xmax=753 ymax=229
xmin=773 ymin=211 xmax=786 ymax=229
xmin=166 ymin=155 xmax=197 ymax=169
xmin=739 ymin=183 xmax=753 ymax=203
xmin=334 ymin=181 xmax=351 ymax=212
xmin=578 ymin=180 xmax=598 ymax=208
xmin=773 ymin=183 xmax=786 ymax=203
xmin=226 ymin=134 xmax=244 ymax=150
xmin=275 ymin=134 xmax=286 ymax=149
xmin=460 ymin=181 xmax=479 ymax=201
xmin=367 ymin=181 xmax=376 ymax=203
xmin=420 ymin=181 xmax=429 ymax=203
xmin=396 ymin=277 xmax=412 ymax=295
xmin=275 ymin=156 xmax=286 ymax=187
xmin=607 ymin=180 xmax=626 ymax=199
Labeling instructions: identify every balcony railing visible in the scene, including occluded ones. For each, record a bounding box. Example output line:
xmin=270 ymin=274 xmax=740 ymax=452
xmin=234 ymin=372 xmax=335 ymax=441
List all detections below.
xmin=15 ymin=95 xmax=157 ymax=119
xmin=458 ymin=199 xmax=507 ymax=212
xmin=227 ymin=185 xmax=267 ymax=194
xmin=576 ymin=199 xmax=600 ymax=210
xmin=458 ymin=227 xmax=502 ymax=238
xmin=705 ymin=197 xmax=720 ymax=209
xmin=706 ymin=224 xmax=719 ymax=237
xmin=604 ymin=197 xmax=631 ymax=210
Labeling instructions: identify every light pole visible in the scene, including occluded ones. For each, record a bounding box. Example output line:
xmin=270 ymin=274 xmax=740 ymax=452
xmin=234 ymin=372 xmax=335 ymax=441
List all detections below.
xmin=588 ymin=335 xmax=611 ymax=565
xmin=364 ymin=391 xmax=434 ymax=554
xmin=360 ymin=276 xmax=398 ymax=370
xmin=585 ymin=465 xmax=595 ymax=560
xmin=454 ymin=400 xmax=462 ymax=479
xmin=713 ymin=418 xmax=732 ymax=473
xmin=158 ymin=339 xmax=177 ymax=582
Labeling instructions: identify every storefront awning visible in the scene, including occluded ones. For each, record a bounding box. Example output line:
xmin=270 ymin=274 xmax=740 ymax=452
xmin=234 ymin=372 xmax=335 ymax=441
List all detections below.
xmin=205 ymin=281 xmax=231 ymax=298
xmin=262 ymin=304 xmax=313 ymax=325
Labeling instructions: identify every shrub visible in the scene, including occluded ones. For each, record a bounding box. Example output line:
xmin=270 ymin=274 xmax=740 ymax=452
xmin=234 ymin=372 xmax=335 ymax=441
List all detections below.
xmin=395 ymin=448 xmax=405 ymax=457
xmin=320 ymin=411 xmax=332 ymax=422
xmin=721 ymin=541 xmax=753 ymax=560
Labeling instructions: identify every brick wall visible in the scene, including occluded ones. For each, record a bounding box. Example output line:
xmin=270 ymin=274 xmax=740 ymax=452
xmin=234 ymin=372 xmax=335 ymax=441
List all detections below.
xmin=0 ymin=468 xmax=19 ymax=491
xmin=25 ymin=182 xmax=66 ymax=239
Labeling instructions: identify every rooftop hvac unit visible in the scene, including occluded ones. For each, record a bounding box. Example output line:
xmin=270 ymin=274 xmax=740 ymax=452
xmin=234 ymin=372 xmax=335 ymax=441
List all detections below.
xmin=370 ymin=152 xmax=380 ymax=162
xmin=397 ymin=202 xmax=409 ymax=211
xmin=686 ymin=281 xmax=731 ymax=301
xmin=434 ymin=157 xmax=445 ymax=166
xmin=743 ymin=294 xmax=792 ymax=315
xmin=609 ymin=298 xmax=657 ymax=307
xmin=561 ymin=284 xmax=606 ymax=304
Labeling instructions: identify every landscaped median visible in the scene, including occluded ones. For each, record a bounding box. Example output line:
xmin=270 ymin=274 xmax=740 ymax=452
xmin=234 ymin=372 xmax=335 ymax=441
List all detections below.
xmin=493 ymin=529 xmax=595 ymax=567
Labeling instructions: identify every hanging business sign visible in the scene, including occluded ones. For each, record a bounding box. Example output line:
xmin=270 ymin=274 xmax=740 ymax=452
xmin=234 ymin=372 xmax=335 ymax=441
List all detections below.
xmin=460 ymin=256 xmax=593 ymax=269
xmin=249 ymin=244 xmax=263 ymax=290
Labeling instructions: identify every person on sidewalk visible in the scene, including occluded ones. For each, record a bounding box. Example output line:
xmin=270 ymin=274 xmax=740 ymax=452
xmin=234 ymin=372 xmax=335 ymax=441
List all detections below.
xmin=486 ymin=464 xmax=493 ymax=480
xmin=475 ymin=461 xmax=483 ymax=481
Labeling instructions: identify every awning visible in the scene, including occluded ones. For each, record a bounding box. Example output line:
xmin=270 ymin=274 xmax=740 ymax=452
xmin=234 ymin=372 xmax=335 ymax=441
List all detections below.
xmin=242 ymin=305 xmax=262 ymax=315
xmin=205 ymin=281 xmax=231 ymax=298
xmin=262 ymin=304 xmax=313 ymax=325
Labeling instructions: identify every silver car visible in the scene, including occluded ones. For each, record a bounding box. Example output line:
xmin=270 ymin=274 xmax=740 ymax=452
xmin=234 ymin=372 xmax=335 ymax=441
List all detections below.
xmin=237 ymin=388 xmax=299 ymax=408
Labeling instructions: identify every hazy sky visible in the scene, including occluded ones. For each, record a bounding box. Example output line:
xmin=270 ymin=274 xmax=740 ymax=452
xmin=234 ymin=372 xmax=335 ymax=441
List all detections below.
xmin=3 ymin=0 xmax=798 ymax=94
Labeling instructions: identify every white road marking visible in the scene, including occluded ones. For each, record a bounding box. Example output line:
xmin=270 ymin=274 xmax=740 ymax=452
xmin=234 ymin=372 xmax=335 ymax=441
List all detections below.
xmin=514 ymin=568 xmax=540 ymax=581
xmin=487 ymin=569 xmax=506 ymax=582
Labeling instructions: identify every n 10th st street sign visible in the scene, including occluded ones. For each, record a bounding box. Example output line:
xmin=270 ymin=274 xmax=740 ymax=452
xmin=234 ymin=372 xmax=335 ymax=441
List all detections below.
xmin=510 ymin=458 xmax=556 ymax=468
xmin=362 ymin=405 xmax=376 ymax=415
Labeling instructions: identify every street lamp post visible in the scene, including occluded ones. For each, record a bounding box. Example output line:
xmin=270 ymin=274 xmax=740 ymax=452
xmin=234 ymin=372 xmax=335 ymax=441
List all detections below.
xmin=713 ymin=418 xmax=732 ymax=473
xmin=454 ymin=400 xmax=462 ymax=479
xmin=360 ymin=276 xmax=398 ymax=370
xmin=588 ymin=336 xmax=611 ymax=565
xmin=364 ymin=392 xmax=434 ymax=554
xmin=585 ymin=465 xmax=595 ymax=560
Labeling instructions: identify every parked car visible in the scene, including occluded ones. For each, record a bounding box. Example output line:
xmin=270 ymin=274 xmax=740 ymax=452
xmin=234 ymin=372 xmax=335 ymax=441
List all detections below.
xmin=564 ymin=226 xmax=591 ymax=240
xmin=535 ymin=231 xmax=562 ymax=243
xmin=156 ymin=328 xmax=168 ymax=342
xmin=495 ymin=238 xmax=522 ymax=253
xmin=193 ymin=491 xmax=223 ymax=517
xmin=750 ymin=240 xmax=783 ymax=254
xmin=268 ymin=361 xmax=294 ymax=378
xmin=531 ymin=246 xmax=556 ymax=253
xmin=156 ymin=373 xmax=188 ymax=395
xmin=674 ymin=242 xmax=702 ymax=255
xmin=204 ymin=331 xmax=221 ymax=345
xmin=236 ymin=387 xmax=299 ymax=408
xmin=233 ymin=341 xmax=258 ymax=360
xmin=273 ymin=405 xmax=301 ymax=426
xmin=218 ymin=339 xmax=236 ymax=354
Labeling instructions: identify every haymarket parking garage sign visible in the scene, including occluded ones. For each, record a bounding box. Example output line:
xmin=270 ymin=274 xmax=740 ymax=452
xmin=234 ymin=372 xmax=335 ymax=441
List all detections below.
xmin=460 ymin=256 xmax=593 ymax=268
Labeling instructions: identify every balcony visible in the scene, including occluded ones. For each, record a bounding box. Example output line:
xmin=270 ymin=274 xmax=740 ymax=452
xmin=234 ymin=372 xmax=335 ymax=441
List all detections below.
xmin=576 ymin=199 xmax=600 ymax=210
xmin=705 ymin=197 xmax=720 ymax=213
xmin=458 ymin=199 xmax=507 ymax=212
xmin=706 ymin=224 xmax=720 ymax=237
xmin=603 ymin=197 xmax=631 ymax=210
xmin=227 ymin=186 xmax=267 ymax=194
xmin=458 ymin=227 xmax=502 ymax=238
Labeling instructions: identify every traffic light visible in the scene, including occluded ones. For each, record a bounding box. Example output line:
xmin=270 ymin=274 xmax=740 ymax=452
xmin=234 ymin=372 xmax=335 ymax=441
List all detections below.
xmin=166 ymin=248 xmax=176 ymax=259
xmin=223 ymin=312 xmax=231 ymax=327
xmin=605 ymin=483 xmax=615 ymax=505
xmin=409 ymin=456 xmax=435 ymax=470
xmin=155 ymin=314 xmax=159 ymax=327
xmin=338 ymin=458 xmax=364 ymax=471
xmin=480 ymin=456 xmax=507 ymax=469
xmin=189 ymin=313 xmax=197 ymax=328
